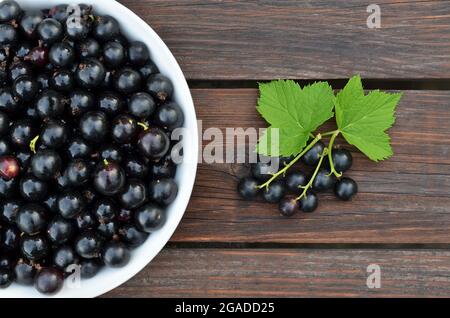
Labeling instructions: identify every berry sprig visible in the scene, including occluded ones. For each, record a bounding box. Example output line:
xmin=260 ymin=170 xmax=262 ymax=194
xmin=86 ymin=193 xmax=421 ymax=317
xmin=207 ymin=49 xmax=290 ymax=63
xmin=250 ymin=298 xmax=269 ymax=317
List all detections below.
xmin=238 ymin=75 xmax=402 ymax=217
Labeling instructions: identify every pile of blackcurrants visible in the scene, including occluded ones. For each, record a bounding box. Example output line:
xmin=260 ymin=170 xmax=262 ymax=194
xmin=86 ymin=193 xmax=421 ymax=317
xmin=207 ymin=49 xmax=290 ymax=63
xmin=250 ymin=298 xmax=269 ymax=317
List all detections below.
xmin=0 ymin=1 xmax=184 ymax=295
xmin=238 ymin=139 xmax=358 ymax=217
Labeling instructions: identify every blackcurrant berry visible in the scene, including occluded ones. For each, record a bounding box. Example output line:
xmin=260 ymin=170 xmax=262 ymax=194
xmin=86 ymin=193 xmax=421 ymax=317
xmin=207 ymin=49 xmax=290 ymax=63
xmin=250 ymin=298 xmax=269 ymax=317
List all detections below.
xmin=75 ymin=231 xmax=103 ymax=259
xmin=36 ymin=89 xmax=65 ymax=119
xmin=138 ymin=61 xmax=159 ymax=79
xmin=120 ymin=179 xmax=148 ymax=209
xmin=1 ymin=225 xmax=19 ymax=250
xmin=53 ymin=245 xmax=79 ymax=273
xmin=128 ymin=41 xmax=149 ymax=66
xmin=0 ymin=199 xmax=20 ymax=223
xmin=128 ymin=92 xmax=155 ymax=119
xmin=114 ymin=68 xmax=141 ymax=94
xmin=0 ymin=0 xmax=22 ymax=23
xmin=80 ymin=259 xmax=102 ymax=279
xmin=31 ymin=149 xmax=62 ymax=181
xmin=262 ymin=180 xmax=286 ymax=203
xmin=302 ymin=141 xmax=325 ymax=166
xmin=135 ymin=203 xmax=166 ymax=233
xmin=101 ymin=241 xmax=130 ymax=268
xmin=16 ymin=203 xmax=47 ymax=235
xmin=34 ymin=267 xmax=64 ymax=295
xmin=103 ymin=41 xmax=125 ymax=68
xmin=111 ymin=114 xmax=137 ymax=144
xmin=149 ymin=178 xmax=178 ymax=206
xmin=19 ymin=175 xmax=48 ymax=201
xmin=57 ymin=190 xmax=86 ymax=219
xmin=312 ymin=169 xmax=336 ymax=192
xmin=79 ymin=111 xmax=109 ymax=142
xmin=47 ymin=216 xmax=74 ymax=245
xmin=279 ymin=195 xmax=300 ymax=217
xmin=77 ymin=38 xmax=101 ymax=58
xmin=68 ymin=90 xmax=94 ymax=117
xmin=20 ymin=10 xmax=44 ymax=38
xmin=50 ymin=69 xmax=74 ymax=92
xmin=24 ymin=46 xmax=49 ymax=67
xmin=65 ymin=159 xmax=90 ymax=186
xmin=0 ymin=87 xmax=19 ymax=114
xmin=49 ymin=42 xmax=75 ymax=68
xmin=125 ymin=156 xmax=149 ymax=179
xmin=98 ymin=91 xmax=124 ymax=116
xmin=251 ymin=161 xmax=277 ymax=181
xmin=41 ymin=119 xmax=68 ymax=148
xmin=119 ymin=224 xmax=149 ymax=248
xmin=0 ymin=269 xmax=13 ymax=288
xmin=299 ymin=191 xmax=319 ymax=213
xmin=0 ymin=111 xmax=10 ymax=135
xmin=237 ymin=177 xmax=259 ymax=200
xmin=37 ymin=18 xmax=63 ymax=44
xmin=334 ymin=177 xmax=358 ymax=201
xmin=332 ymin=149 xmax=353 ymax=173
xmin=13 ymin=75 xmax=38 ymax=101
xmin=21 ymin=234 xmax=49 ymax=261
xmin=75 ymin=58 xmax=106 ymax=89
xmin=0 ymin=24 xmax=18 ymax=46
xmin=137 ymin=127 xmax=170 ymax=159
xmin=154 ymin=102 xmax=184 ymax=130
xmin=146 ymin=74 xmax=173 ymax=102
xmin=285 ymin=171 xmax=307 ymax=193
xmin=93 ymin=15 xmax=120 ymax=42
xmin=0 ymin=155 xmax=20 ymax=180
xmin=14 ymin=260 xmax=36 ymax=285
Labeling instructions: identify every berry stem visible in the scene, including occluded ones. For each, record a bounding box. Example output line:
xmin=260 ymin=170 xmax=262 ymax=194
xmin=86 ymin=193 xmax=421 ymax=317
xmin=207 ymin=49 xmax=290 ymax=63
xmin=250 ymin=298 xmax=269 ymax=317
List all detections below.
xmin=137 ymin=122 xmax=149 ymax=131
xmin=258 ymin=133 xmax=323 ymax=190
xmin=29 ymin=135 xmax=40 ymax=154
xmin=327 ymin=130 xmax=342 ymax=178
xmin=295 ymin=148 xmax=328 ymax=201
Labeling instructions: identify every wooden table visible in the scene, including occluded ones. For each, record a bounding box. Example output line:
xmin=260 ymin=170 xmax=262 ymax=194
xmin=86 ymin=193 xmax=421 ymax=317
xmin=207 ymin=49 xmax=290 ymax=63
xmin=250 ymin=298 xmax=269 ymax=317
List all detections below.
xmin=106 ymin=0 xmax=450 ymax=297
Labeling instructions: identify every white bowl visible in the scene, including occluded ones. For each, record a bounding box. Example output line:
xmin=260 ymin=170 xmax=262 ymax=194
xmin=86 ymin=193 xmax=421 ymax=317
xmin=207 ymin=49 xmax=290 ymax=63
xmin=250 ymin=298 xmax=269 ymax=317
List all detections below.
xmin=1 ymin=0 xmax=198 ymax=298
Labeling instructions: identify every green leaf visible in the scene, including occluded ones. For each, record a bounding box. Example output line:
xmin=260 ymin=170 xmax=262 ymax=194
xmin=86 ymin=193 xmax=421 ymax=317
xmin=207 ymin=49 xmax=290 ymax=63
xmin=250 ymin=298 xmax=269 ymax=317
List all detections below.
xmin=256 ymin=80 xmax=334 ymax=156
xmin=335 ymin=75 xmax=403 ymax=161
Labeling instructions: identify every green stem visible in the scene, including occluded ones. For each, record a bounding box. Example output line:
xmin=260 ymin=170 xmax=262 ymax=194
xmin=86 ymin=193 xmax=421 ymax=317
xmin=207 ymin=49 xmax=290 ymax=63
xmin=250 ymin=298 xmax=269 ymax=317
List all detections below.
xmin=321 ymin=130 xmax=339 ymax=137
xmin=327 ymin=130 xmax=342 ymax=178
xmin=137 ymin=122 xmax=149 ymax=131
xmin=295 ymin=148 xmax=328 ymax=201
xmin=29 ymin=135 xmax=40 ymax=154
xmin=258 ymin=133 xmax=323 ymax=190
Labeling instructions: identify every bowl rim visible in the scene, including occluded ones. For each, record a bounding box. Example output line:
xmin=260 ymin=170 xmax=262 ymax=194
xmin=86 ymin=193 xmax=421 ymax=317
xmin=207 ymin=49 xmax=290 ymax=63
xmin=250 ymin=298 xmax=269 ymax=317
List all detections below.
xmin=1 ymin=0 xmax=198 ymax=298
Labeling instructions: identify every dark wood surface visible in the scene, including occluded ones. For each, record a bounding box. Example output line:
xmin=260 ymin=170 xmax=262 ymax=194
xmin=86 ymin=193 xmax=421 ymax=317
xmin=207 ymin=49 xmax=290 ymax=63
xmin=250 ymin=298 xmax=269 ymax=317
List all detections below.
xmin=119 ymin=0 xmax=450 ymax=80
xmin=109 ymin=0 xmax=450 ymax=297
xmin=105 ymin=248 xmax=450 ymax=297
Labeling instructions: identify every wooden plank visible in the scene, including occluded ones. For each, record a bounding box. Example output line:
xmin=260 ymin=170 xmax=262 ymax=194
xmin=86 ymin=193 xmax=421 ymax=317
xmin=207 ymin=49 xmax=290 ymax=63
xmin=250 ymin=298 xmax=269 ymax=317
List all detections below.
xmin=171 ymin=89 xmax=450 ymax=243
xmin=104 ymin=248 xmax=450 ymax=297
xmin=119 ymin=0 xmax=450 ymax=80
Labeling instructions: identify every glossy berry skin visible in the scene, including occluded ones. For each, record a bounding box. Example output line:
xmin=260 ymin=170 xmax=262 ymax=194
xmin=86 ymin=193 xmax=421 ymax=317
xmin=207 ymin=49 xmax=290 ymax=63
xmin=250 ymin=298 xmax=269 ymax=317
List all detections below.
xmin=13 ymin=75 xmax=38 ymax=101
xmin=20 ymin=175 xmax=48 ymax=201
xmin=151 ymin=155 xmax=176 ymax=178
xmin=137 ymin=127 xmax=170 ymax=160
xmin=285 ymin=171 xmax=307 ymax=193
xmin=262 ymin=180 xmax=286 ymax=203
xmin=76 ymin=58 xmax=106 ymax=89
xmin=76 ymin=212 xmax=98 ymax=231
xmin=0 ymin=269 xmax=13 ymax=289
xmin=93 ymin=161 xmax=126 ymax=196
xmin=57 ymin=191 xmax=86 ymax=219
xmin=93 ymin=198 xmax=117 ymax=223
xmin=16 ymin=151 xmax=32 ymax=168
xmin=103 ymin=41 xmax=125 ymax=67
xmin=77 ymin=38 xmax=101 ymax=58
xmin=36 ymin=90 xmax=65 ymax=119
xmin=47 ymin=216 xmax=74 ymax=245
xmin=0 ymin=156 xmax=20 ymax=180
xmin=66 ymin=137 xmax=91 ymax=159
xmin=37 ymin=18 xmax=63 ymax=44
xmin=0 ymin=199 xmax=20 ymax=223
xmin=14 ymin=260 xmax=36 ymax=285
xmin=332 ymin=149 xmax=353 ymax=173
xmin=98 ymin=91 xmax=124 ymax=116
xmin=41 ymin=120 xmax=68 ymax=148
xmin=93 ymin=15 xmax=120 ymax=42
xmin=154 ymin=102 xmax=184 ymax=131
xmin=299 ymin=191 xmax=319 ymax=213
xmin=97 ymin=220 xmax=118 ymax=239
xmin=79 ymin=111 xmax=109 ymax=142
xmin=20 ymin=10 xmax=44 ymax=38
xmin=0 ymin=1 xmax=22 ymax=23
xmin=16 ymin=203 xmax=47 ymax=235
xmin=36 ymin=73 xmax=50 ymax=91
xmin=75 ymin=231 xmax=103 ymax=259
xmin=0 ymin=24 xmax=18 ymax=46
xmin=279 ymin=196 xmax=300 ymax=217
xmin=31 ymin=149 xmax=62 ymax=181
xmin=128 ymin=41 xmax=150 ymax=66
xmin=118 ymin=208 xmax=132 ymax=223
xmin=25 ymin=46 xmax=49 ymax=67
xmin=119 ymin=224 xmax=149 ymax=248
xmin=111 ymin=114 xmax=137 ymax=144
xmin=120 ymin=179 xmax=148 ymax=209
xmin=125 ymin=156 xmax=149 ymax=179
xmin=135 ymin=203 xmax=166 ymax=233
xmin=43 ymin=194 xmax=58 ymax=213
xmin=0 ymin=176 xmax=17 ymax=199
xmin=99 ymin=144 xmax=123 ymax=163
xmin=0 ymin=138 xmax=12 ymax=156
xmin=65 ymin=160 xmax=90 ymax=187
xmin=251 ymin=161 xmax=277 ymax=181
xmin=53 ymin=245 xmax=79 ymax=273
xmin=334 ymin=177 xmax=358 ymax=201
xmin=1 ymin=225 xmax=19 ymax=250
xmin=128 ymin=92 xmax=155 ymax=119
xmin=66 ymin=16 xmax=91 ymax=40
xmin=138 ymin=61 xmax=159 ymax=79
xmin=15 ymin=42 xmax=32 ymax=59
xmin=0 ymin=88 xmax=19 ymax=114
xmin=146 ymin=74 xmax=173 ymax=102
xmin=302 ymin=141 xmax=325 ymax=166
xmin=34 ymin=268 xmax=64 ymax=295
xmin=21 ymin=234 xmax=49 ymax=261
xmin=50 ymin=69 xmax=74 ymax=92
xmin=114 ymin=68 xmax=141 ymax=94
xmin=312 ymin=169 xmax=337 ymax=192
xmin=9 ymin=61 xmax=31 ymax=82
xmin=80 ymin=259 xmax=102 ymax=279
xmin=68 ymin=90 xmax=94 ymax=116
xmin=237 ymin=177 xmax=259 ymax=200
xmin=149 ymin=178 xmax=178 ymax=206
xmin=48 ymin=4 xmax=68 ymax=22
xmin=49 ymin=42 xmax=75 ymax=68
xmin=102 ymin=241 xmax=130 ymax=268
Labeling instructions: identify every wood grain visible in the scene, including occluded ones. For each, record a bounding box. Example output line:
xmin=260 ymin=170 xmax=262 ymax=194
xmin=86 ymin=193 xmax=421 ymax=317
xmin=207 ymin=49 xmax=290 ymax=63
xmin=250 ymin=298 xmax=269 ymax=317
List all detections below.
xmin=170 ymin=89 xmax=450 ymax=243
xmin=119 ymin=0 xmax=450 ymax=80
xmin=104 ymin=248 xmax=450 ymax=297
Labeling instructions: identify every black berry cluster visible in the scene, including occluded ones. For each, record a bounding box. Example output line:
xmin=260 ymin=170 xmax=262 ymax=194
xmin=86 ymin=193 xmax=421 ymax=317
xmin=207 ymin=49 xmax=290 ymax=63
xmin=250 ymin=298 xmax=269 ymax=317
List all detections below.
xmin=238 ymin=140 xmax=357 ymax=217
xmin=0 ymin=1 xmax=184 ymax=295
